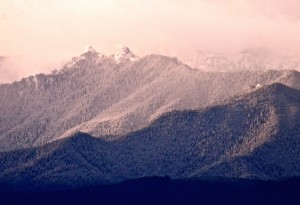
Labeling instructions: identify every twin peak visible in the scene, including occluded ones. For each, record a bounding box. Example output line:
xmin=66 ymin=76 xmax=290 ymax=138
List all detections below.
xmin=82 ymin=45 xmax=138 ymax=63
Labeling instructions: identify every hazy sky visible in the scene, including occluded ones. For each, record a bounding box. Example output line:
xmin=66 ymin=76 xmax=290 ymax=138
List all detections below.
xmin=1 ymin=0 xmax=300 ymax=82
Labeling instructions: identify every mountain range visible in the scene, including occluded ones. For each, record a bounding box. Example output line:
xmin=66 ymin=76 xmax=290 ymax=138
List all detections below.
xmin=1 ymin=46 xmax=300 ymax=152
xmin=0 ymin=46 xmax=300 ymax=190
xmin=1 ymin=82 xmax=300 ymax=190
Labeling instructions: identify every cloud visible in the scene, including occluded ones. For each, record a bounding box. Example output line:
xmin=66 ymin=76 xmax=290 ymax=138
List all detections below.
xmin=0 ymin=56 xmax=17 ymax=83
xmin=249 ymin=0 xmax=300 ymax=21
xmin=0 ymin=56 xmax=5 ymax=63
xmin=0 ymin=54 xmax=64 ymax=83
xmin=0 ymin=0 xmax=300 ymax=82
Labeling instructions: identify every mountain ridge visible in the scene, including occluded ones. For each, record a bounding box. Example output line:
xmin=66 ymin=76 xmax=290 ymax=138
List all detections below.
xmin=1 ymin=83 xmax=300 ymax=189
xmin=1 ymin=46 xmax=300 ymax=152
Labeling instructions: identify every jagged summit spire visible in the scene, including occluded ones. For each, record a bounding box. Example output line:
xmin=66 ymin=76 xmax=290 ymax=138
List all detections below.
xmin=114 ymin=45 xmax=138 ymax=63
xmin=81 ymin=45 xmax=104 ymax=58
xmin=84 ymin=45 xmax=97 ymax=53
xmin=64 ymin=45 xmax=105 ymax=69
xmin=116 ymin=45 xmax=130 ymax=53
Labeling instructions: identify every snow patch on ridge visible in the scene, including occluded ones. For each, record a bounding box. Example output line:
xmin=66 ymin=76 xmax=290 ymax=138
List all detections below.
xmin=33 ymin=76 xmax=38 ymax=90
xmin=114 ymin=45 xmax=138 ymax=63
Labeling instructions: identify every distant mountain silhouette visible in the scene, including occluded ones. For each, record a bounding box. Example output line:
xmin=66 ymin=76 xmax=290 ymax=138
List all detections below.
xmin=184 ymin=48 xmax=300 ymax=72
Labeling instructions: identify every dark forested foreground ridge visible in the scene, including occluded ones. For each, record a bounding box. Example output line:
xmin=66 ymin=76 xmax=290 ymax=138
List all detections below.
xmin=1 ymin=177 xmax=300 ymax=205
xmin=1 ymin=83 xmax=300 ymax=190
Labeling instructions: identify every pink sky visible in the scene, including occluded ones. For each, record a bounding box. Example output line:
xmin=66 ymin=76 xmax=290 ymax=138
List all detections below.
xmin=1 ymin=0 xmax=300 ymax=82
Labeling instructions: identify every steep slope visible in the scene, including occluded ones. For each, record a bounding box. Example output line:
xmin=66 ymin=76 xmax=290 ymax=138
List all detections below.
xmin=1 ymin=46 xmax=300 ymax=152
xmin=194 ymin=87 xmax=300 ymax=179
xmin=1 ymin=83 xmax=300 ymax=189
xmin=191 ymin=83 xmax=300 ymax=179
xmin=0 ymin=49 xmax=185 ymax=151
xmin=56 ymin=69 xmax=300 ymax=140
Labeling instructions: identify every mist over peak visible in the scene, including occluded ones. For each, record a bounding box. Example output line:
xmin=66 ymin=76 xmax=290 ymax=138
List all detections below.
xmin=181 ymin=47 xmax=300 ymax=72
xmin=1 ymin=0 xmax=300 ymax=83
